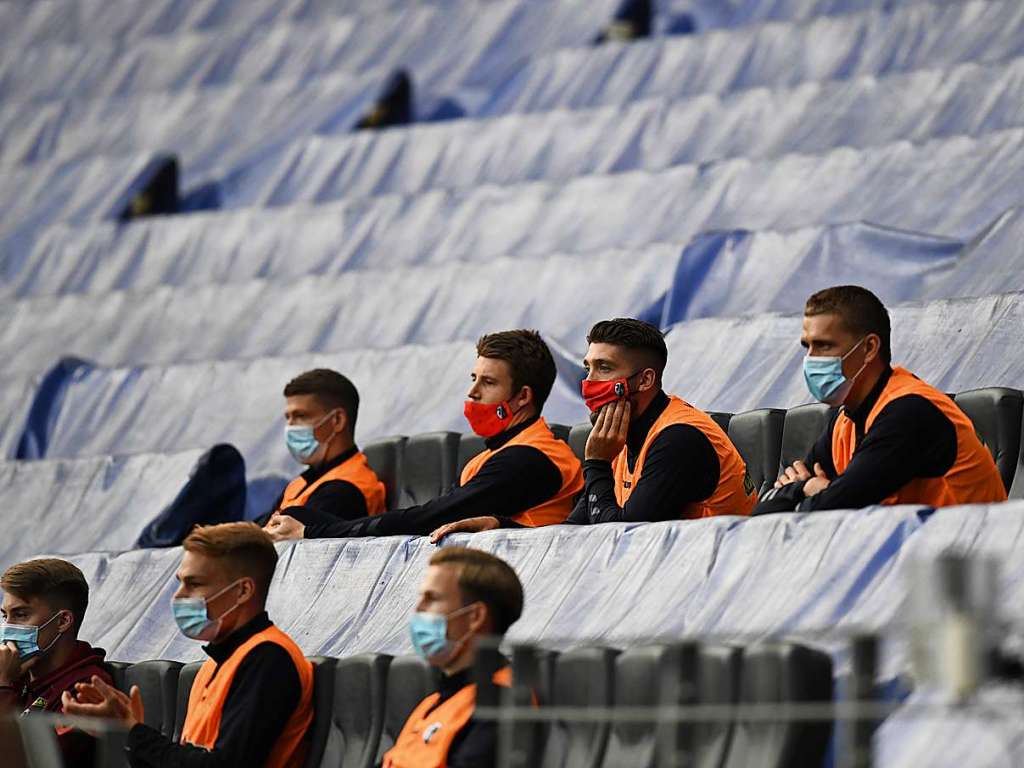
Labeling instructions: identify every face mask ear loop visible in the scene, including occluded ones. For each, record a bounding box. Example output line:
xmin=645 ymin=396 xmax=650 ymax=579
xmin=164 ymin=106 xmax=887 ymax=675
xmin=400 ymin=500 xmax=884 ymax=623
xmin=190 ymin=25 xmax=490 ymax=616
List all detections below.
xmin=842 ymin=337 xmax=870 ymax=384
xmin=37 ymin=611 xmax=67 ymax=655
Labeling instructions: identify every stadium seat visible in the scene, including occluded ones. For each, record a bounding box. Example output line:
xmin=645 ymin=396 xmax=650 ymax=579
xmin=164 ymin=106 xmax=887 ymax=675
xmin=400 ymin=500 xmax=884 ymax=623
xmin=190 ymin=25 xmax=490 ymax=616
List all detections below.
xmin=125 ymin=659 xmax=183 ymax=737
xmin=172 ymin=661 xmax=204 ymax=742
xmin=304 ymin=656 xmax=338 ymax=768
xmin=15 ymin=715 xmax=64 ymax=768
xmin=600 ymin=645 xmax=677 ymax=768
xmin=541 ymin=647 xmax=619 ymax=768
xmin=550 ymin=423 xmax=572 ymax=443
xmin=722 ymin=642 xmax=833 ymax=768
xmin=321 ymin=653 xmax=391 ymax=768
xmin=375 ymin=655 xmax=440 ymax=762
xmin=363 ymin=436 xmax=407 ymax=511
xmin=400 ymin=431 xmax=461 ymax=506
xmin=727 ymin=409 xmax=785 ymax=495
xmin=779 ymin=403 xmax=834 ymax=470
xmin=569 ymin=423 xmax=592 ymax=462
xmin=708 ymin=411 xmax=733 ymax=432
xmin=107 ymin=660 xmax=131 ymax=692
xmin=458 ymin=432 xmax=487 ymax=475
xmin=953 ymin=388 xmax=1024 ymax=493
xmin=695 ymin=644 xmax=742 ymax=768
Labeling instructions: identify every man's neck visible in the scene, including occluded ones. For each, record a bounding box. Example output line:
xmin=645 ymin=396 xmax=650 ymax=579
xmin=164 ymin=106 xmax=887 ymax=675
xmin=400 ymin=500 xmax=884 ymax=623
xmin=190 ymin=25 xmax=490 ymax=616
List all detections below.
xmin=28 ymin=639 xmax=75 ymax=682
xmin=843 ymin=362 xmax=886 ymax=412
xmin=320 ymin=436 xmax=355 ymax=465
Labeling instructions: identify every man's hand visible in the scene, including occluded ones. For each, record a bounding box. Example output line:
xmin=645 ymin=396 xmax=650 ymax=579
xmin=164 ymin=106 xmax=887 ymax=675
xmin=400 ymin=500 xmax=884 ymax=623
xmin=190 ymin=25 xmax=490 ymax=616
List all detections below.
xmin=61 ymin=677 xmax=144 ymax=729
xmin=264 ymin=513 xmax=306 ymax=542
xmin=429 ymin=516 xmax=500 ymax=544
xmin=774 ymin=460 xmax=814 ymax=489
xmin=585 ymin=399 xmax=630 ymax=462
xmin=0 ymin=641 xmax=35 ymax=686
xmin=802 ymin=463 xmax=831 ymax=497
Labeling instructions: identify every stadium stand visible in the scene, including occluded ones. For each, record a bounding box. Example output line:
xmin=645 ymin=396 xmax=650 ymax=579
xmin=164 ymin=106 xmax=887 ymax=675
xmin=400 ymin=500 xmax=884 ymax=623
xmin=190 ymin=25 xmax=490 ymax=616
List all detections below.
xmin=5 ymin=0 xmax=1024 ymax=763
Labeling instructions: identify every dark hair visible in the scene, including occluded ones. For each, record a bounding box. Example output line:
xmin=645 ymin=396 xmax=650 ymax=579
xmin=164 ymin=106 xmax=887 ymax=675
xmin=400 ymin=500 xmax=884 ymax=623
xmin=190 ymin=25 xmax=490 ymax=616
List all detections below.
xmin=183 ymin=522 xmax=279 ymax=602
xmin=804 ymin=286 xmax=892 ymax=364
xmin=430 ymin=547 xmax=524 ymax=634
xmin=2 ymin=558 xmax=90 ymax=634
xmin=283 ymin=369 xmax=360 ymax=433
xmin=587 ymin=318 xmax=668 ymax=381
xmin=476 ymin=330 xmax=556 ymax=410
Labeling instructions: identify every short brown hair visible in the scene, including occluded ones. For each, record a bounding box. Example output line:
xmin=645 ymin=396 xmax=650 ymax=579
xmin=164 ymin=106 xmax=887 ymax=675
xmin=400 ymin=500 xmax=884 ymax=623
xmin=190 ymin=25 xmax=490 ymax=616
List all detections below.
xmin=587 ymin=318 xmax=668 ymax=382
xmin=2 ymin=558 xmax=89 ymax=634
xmin=283 ymin=369 xmax=360 ymax=433
xmin=805 ymin=285 xmax=892 ymax=364
xmin=476 ymin=330 xmax=556 ymax=410
xmin=430 ymin=547 xmax=523 ymax=634
xmin=183 ymin=522 xmax=278 ymax=600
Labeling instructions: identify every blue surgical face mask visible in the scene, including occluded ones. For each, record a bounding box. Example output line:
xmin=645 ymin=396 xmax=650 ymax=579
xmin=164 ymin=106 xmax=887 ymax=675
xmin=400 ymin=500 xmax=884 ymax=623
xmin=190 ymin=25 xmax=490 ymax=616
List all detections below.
xmin=285 ymin=410 xmax=338 ymax=464
xmin=803 ymin=337 xmax=868 ymax=406
xmin=172 ymin=579 xmax=243 ymax=642
xmin=409 ymin=604 xmax=477 ymax=664
xmin=0 ymin=611 xmax=64 ymax=661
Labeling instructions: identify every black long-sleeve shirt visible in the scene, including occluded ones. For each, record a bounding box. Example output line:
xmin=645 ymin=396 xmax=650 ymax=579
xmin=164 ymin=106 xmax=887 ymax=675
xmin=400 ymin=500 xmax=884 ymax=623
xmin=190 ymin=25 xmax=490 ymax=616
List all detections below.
xmin=754 ymin=367 xmax=958 ymax=514
xmin=303 ymin=417 xmax=562 ymax=539
xmin=566 ymin=391 xmax=721 ymax=524
xmin=124 ymin=612 xmax=301 ymax=768
xmin=255 ymin=446 xmax=368 ymax=527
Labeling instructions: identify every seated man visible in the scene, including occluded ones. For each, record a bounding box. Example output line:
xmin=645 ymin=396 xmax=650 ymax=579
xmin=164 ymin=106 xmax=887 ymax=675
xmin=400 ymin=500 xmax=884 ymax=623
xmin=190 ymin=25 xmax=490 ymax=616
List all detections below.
xmin=382 ymin=547 xmax=524 ymax=768
xmin=431 ymin=318 xmax=755 ymax=539
xmin=258 ymin=368 xmax=386 ymax=526
xmin=0 ymin=558 xmax=113 ymax=765
xmin=756 ymin=285 xmax=1006 ymax=514
xmin=265 ymin=330 xmax=583 ymax=541
xmin=63 ymin=522 xmax=314 ymax=768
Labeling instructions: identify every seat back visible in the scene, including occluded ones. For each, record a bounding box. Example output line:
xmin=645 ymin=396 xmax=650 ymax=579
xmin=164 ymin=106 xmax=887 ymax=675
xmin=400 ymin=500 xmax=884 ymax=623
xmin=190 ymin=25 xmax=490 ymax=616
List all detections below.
xmin=708 ymin=412 xmax=733 ymax=433
xmin=541 ymin=647 xmax=618 ymax=768
xmin=303 ymin=656 xmax=338 ymax=768
xmin=779 ymin=403 xmax=834 ymax=471
xmin=374 ymin=655 xmax=439 ymax=762
xmin=600 ymin=646 xmax=673 ymax=768
xmin=172 ymin=661 xmax=204 ymax=742
xmin=550 ymin=423 xmax=571 ymax=443
xmin=722 ymin=643 xmax=832 ymax=768
xmin=16 ymin=716 xmax=64 ymax=768
xmin=568 ymin=423 xmax=592 ymax=462
xmin=953 ymin=388 xmax=1024 ymax=493
xmin=321 ymin=653 xmax=391 ymax=768
xmin=695 ymin=645 xmax=742 ymax=768
xmin=125 ymin=660 xmax=183 ymax=737
xmin=363 ymin=436 xmax=407 ymax=511
xmin=457 ymin=432 xmax=487 ymax=475
xmin=107 ymin=660 xmax=131 ymax=692
xmin=401 ymin=431 xmax=461 ymax=506
xmin=727 ymin=410 xmax=785 ymax=496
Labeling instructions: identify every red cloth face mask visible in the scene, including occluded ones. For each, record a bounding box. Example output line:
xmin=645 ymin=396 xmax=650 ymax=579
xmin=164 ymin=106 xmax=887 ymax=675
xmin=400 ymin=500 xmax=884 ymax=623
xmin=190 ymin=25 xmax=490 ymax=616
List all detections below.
xmin=463 ymin=400 xmax=515 ymax=438
xmin=581 ymin=376 xmax=632 ymax=413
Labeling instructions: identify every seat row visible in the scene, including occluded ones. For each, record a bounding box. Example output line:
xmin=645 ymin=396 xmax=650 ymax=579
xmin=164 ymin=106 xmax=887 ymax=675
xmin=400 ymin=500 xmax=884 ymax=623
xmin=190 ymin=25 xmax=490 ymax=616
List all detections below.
xmin=102 ymin=639 xmax=834 ymax=768
xmin=359 ymin=387 xmax=1024 ymax=515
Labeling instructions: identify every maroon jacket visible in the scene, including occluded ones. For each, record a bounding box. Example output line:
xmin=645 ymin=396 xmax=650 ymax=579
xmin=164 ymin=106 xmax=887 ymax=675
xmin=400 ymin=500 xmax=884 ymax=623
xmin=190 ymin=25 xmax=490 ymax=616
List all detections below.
xmin=0 ymin=641 xmax=113 ymax=766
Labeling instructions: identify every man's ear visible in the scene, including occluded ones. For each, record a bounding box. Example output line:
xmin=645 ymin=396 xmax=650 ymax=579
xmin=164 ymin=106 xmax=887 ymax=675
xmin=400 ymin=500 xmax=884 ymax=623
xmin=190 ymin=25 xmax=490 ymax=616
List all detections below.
xmin=468 ymin=601 xmax=491 ymax=635
xmin=56 ymin=609 xmax=75 ymax=635
xmin=638 ymin=367 xmax=657 ymax=393
xmin=863 ymin=334 xmax=882 ymax=365
xmin=516 ymin=386 xmax=534 ymax=411
xmin=332 ymin=408 xmax=349 ymax=438
xmin=237 ymin=577 xmax=258 ymax=606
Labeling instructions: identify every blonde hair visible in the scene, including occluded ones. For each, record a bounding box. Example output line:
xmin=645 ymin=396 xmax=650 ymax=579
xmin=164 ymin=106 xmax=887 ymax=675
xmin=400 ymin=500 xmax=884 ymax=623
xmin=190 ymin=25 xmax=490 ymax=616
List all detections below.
xmin=183 ymin=522 xmax=278 ymax=599
xmin=430 ymin=547 xmax=523 ymax=633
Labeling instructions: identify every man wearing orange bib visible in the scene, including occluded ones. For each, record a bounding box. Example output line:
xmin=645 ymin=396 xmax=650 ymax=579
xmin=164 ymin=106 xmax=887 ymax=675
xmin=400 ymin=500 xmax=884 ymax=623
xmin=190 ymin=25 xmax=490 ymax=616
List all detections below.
xmin=756 ymin=285 xmax=1006 ymax=513
xmin=431 ymin=318 xmax=754 ymax=540
xmin=266 ymin=330 xmax=583 ymax=541
xmin=63 ymin=523 xmax=313 ymax=767
xmin=383 ymin=547 xmax=524 ymax=768
xmin=258 ymin=368 xmax=385 ymax=526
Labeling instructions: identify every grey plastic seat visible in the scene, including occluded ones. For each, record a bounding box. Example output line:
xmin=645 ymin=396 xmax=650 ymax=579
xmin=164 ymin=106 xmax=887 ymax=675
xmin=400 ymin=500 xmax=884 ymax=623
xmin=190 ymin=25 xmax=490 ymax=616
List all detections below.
xmin=708 ymin=412 xmax=733 ymax=432
xmin=568 ymin=423 xmax=592 ymax=462
xmin=125 ymin=660 xmax=183 ymax=737
xmin=320 ymin=653 xmax=391 ymax=768
xmin=107 ymin=660 xmax=131 ymax=692
xmin=303 ymin=656 xmax=338 ymax=768
xmin=550 ymin=423 xmax=571 ymax=443
xmin=727 ymin=409 xmax=785 ymax=496
xmin=695 ymin=644 xmax=743 ymax=768
xmin=363 ymin=436 xmax=407 ymax=511
xmin=953 ymin=388 xmax=1024 ymax=493
xmin=541 ymin=647 xmax=619 ymax=768
xmin=457 ymin=432 xmax=487 ymax=475
xmin=172 ymin=661 xmax=204 ymax=742
xmin=722 ymin=642 xmax=832 ymax=768
xmin=401 ymin=431 xmax=461 ymax=506
xmin=779 ymin=403 xmax=834 ymax=471
xmin=374 ymin=655 xmax=440 ymax=762
xmin=600 ymin=645 xmax=673 ymax=768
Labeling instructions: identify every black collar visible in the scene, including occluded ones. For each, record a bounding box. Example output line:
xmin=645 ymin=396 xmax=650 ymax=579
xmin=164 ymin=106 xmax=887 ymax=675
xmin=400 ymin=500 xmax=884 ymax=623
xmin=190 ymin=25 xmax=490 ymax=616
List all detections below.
xmin=300 ymin=445 xmax=358 ymax=484
xmin=436 ymin=654 xmax=510 ymax=704
xmin=627 ymin=390 xmax=670 ymax=456
xmin=203 ymin=611 xmax=273 ymax=664
xmin=843 ymin=366 xmax=893 ymax=426
xmin=485 ymin=415 xmax=540 ymax=450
